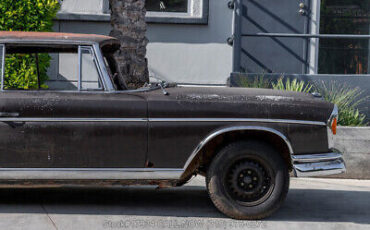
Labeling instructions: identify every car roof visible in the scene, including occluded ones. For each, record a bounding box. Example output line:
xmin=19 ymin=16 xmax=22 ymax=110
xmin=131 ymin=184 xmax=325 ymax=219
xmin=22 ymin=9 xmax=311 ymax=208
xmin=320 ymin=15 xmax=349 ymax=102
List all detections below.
xmin=0 ymin=31 xmax=120 ymax=48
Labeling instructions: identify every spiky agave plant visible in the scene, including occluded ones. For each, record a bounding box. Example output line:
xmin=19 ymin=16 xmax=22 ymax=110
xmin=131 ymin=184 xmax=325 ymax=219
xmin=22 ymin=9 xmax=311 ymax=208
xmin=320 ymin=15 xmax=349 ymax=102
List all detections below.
xmin=272 ymin=77 xmax=313 ymax=93
xmin=316 ymin=82 xmax=367 ymax=126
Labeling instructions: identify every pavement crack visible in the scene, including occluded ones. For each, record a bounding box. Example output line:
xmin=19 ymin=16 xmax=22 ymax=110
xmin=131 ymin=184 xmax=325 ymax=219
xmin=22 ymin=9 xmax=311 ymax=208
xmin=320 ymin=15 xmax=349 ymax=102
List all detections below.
xmin=41 ymin=203 xmax=58 ymax=230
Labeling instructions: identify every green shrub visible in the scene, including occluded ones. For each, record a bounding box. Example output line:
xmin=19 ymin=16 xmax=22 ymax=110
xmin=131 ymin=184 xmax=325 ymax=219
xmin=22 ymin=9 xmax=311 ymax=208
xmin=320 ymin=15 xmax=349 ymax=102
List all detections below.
xmin=237 ymin=75 xmax=271 ymax=89
xmin=4 ymin=54 xmax=50 ymax=89
xmin=272 ymin=77 xmax=313 ymax=93
xmin=0 ymin=0 xmax=60 ymax=89
xmin=316 ymin=82 xmax=367 ymax=126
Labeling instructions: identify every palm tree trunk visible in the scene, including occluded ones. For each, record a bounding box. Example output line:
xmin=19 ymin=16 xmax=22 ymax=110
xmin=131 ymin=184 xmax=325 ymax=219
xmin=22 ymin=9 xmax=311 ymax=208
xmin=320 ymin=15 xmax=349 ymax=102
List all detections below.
xmin=109 ymin=0 xmax=149 ymax=89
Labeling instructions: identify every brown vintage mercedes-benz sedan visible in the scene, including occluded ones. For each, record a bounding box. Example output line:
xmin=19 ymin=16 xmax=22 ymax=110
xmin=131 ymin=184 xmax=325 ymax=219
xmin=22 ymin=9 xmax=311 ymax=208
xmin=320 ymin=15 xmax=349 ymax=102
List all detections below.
xmin=0 ymin=31 xmax=345 ymax=219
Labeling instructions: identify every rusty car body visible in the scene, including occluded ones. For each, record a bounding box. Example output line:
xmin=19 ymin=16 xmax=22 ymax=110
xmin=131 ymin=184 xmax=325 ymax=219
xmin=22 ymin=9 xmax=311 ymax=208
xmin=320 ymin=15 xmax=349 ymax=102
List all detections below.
xmin=0 ymin=31 xmax=345 ymax=219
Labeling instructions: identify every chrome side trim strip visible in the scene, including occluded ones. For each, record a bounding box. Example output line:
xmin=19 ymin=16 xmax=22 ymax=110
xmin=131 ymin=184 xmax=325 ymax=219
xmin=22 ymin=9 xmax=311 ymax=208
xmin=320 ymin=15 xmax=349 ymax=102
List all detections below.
xmin=182 ymin=126 xmax=294 ymax=171
xmin=293 ymin=150 xmax=346 ymax=177
xmin=0 ymin=168 xmax=184 ymax=180
xmin=0 ymin=118 xmax=147 ymax=122
xmin=149 ymin=118 xmax=326 ymax=126
xmin=0 ymin=117 xmax=326 ymax=126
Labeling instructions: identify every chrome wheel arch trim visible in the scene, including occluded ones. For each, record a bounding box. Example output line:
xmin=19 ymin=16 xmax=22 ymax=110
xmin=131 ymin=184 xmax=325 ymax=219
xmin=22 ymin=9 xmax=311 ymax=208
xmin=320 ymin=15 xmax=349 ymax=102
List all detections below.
xmin=182 ymin=126 xmax=294 ymax=173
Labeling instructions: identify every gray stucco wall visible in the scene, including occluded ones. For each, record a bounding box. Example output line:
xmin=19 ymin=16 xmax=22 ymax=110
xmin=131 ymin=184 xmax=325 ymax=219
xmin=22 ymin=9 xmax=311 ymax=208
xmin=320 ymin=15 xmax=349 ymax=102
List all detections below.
xmin=54 ymin=0 xmax=233 ymax=85
xmin=146 ymin=1 xmax=233 ymax=84
xmin=332 ymin=127 xmax=370 ymax=179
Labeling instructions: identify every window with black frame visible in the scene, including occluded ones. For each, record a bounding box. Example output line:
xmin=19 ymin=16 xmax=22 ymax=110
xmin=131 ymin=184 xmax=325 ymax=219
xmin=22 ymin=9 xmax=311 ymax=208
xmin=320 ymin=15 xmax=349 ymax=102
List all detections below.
xmin=319 ymin=0 xmax=370 ymax=74
xmin=145 ymin=0 xmax=188 ymax=13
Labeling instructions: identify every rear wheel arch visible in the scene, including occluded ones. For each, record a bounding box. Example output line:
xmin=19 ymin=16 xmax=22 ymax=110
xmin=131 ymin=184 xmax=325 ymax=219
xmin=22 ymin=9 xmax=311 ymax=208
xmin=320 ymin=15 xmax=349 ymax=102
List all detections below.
xmin=181 ymin=126 xmax=294 ymax=180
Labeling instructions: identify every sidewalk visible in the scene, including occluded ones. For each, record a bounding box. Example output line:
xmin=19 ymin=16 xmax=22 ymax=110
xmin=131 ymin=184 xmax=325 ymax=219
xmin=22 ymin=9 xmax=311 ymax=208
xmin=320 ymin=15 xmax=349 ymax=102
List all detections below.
xmin=0 ymin=177 xmax=368 ymax=230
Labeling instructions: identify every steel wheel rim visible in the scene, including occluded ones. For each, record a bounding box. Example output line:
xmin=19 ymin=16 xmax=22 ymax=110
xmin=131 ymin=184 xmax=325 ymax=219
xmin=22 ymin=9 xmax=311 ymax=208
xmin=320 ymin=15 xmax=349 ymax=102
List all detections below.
xmin=224 ymin=156 xmax=275 ymax=207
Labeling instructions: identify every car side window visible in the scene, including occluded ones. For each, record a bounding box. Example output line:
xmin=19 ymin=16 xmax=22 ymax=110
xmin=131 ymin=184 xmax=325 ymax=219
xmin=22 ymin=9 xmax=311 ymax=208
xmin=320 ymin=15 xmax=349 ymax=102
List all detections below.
xmin=79 ymin=46 xmax=103 ymax=91
xmin=0 ymin=44 xmax=103 ymax=91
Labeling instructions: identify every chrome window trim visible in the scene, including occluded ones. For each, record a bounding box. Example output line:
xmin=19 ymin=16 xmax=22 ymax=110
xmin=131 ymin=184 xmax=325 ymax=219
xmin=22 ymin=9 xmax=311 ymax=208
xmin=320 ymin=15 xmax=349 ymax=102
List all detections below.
xmin=92 ymin=43 xmax=115 ymax=91
xmin=0 ymin=44 xmax=5 ymax=91
xmin=79 ymin=45 xmax=106 ymax=91
xmin=78 ymin=45 xmax=82 ymax=91
xmin=0 ymin=168 xmax=184 ymax=180
xmin=182 ymin=126 xmax=294 ymax=171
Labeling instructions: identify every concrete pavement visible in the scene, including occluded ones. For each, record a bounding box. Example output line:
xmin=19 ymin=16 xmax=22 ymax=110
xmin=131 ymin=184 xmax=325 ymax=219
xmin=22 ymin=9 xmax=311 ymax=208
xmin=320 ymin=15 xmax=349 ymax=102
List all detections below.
xmin=0 ymin=177 xmax=369 ymax=230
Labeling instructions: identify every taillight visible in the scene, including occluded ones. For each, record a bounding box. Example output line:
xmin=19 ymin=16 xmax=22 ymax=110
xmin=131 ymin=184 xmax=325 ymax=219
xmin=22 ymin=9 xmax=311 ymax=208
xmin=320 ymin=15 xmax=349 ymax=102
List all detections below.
xmin=332 ymin=118 xmax=337 ymax=135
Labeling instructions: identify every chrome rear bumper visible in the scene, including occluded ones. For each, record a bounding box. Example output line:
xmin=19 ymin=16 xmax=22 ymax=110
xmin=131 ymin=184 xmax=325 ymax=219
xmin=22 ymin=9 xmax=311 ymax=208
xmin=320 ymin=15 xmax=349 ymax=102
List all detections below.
xmin=292 ymin=149 xmax=346 ymax=177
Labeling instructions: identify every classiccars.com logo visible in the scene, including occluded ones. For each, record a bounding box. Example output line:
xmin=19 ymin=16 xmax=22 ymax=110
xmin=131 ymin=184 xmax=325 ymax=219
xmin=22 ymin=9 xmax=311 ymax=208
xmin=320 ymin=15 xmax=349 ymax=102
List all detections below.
xmin=103 ymin=218 xmax=266 ymax=229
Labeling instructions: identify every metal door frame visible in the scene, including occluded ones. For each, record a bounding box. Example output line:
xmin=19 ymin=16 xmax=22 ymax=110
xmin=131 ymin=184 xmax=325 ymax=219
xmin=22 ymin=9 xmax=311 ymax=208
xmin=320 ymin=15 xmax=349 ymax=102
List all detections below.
xmin=232 ymin=0 xmax=312 ymax=74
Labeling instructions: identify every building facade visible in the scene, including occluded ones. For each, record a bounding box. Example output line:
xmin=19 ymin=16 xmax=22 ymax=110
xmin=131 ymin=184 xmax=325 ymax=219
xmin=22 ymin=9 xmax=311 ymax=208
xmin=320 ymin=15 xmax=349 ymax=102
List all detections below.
xmin=56 ymin=0 xmax=233 ymax=85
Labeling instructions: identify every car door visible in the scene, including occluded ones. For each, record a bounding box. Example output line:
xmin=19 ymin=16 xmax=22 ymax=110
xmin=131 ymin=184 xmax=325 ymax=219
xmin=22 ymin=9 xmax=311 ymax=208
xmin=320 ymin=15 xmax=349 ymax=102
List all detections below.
xmin=0 ymin=91 xmax=147 ymax=168
xmin=0 ymin=44 xmax=147 ymax=169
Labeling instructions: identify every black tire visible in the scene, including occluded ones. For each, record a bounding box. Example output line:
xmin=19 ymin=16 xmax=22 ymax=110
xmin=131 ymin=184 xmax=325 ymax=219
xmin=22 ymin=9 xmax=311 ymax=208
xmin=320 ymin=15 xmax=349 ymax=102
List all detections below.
xmin=206 ymin=140 xmax=289 ymax=220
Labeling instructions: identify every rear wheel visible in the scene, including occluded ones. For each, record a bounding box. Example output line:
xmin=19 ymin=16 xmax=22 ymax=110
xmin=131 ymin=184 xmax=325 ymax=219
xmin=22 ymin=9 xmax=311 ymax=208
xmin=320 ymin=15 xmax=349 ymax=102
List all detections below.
xmin=206 ymin=141 xmax=289 ymax=219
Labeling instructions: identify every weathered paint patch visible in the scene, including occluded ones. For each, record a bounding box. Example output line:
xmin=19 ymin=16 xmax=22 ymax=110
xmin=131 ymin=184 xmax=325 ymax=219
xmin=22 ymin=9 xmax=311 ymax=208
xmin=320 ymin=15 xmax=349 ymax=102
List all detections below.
xmin=177 ymin=94 xmax=249 ymax=101
xmin=256 ymin=95 xmax=294 ymax=101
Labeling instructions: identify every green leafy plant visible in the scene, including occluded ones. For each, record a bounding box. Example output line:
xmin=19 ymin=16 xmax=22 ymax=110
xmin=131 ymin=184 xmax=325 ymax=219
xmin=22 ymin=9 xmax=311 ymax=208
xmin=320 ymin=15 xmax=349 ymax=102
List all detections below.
xmin=272 ymin=77 xmax=313 ymax=93
xmin=4 ymin=54 xmax=50 ymax=89
xmin=316 ymin=82 xmax=367 ymax=126
xmin=0 ymin=0 xmax=60 ymax=89
xmin=237 ymin=75 xmax=271 ymax=89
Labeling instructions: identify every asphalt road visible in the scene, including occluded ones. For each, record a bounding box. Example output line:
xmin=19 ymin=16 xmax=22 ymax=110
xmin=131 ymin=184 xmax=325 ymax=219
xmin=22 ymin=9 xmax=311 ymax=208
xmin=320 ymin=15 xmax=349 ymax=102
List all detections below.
xmin=0 ymin=177 xmax=369 ymax=230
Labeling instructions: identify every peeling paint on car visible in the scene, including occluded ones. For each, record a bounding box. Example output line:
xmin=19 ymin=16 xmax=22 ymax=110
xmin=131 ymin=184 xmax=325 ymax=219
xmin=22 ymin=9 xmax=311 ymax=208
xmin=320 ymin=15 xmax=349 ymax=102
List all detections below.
xmin=255 ymin=95 xmax=295 ymax=101
xmin=176 ymin=94 xmax=250 ymax=102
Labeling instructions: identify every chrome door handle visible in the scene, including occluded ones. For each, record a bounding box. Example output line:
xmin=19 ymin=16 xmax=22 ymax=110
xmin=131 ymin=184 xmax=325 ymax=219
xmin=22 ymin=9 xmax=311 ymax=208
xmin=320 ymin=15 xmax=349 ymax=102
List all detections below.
xmin=0 ymin=112 xmax=19 ymax=117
